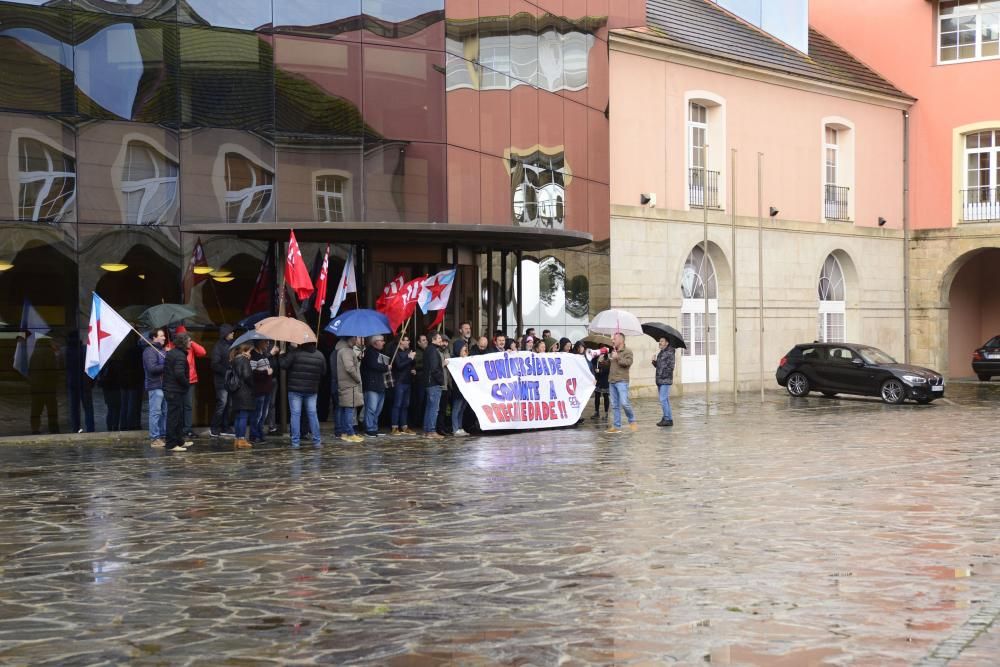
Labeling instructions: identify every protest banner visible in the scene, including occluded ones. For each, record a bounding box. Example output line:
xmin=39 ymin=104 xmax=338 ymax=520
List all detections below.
xmin=446 ymin=351 xmax=596 ymax=431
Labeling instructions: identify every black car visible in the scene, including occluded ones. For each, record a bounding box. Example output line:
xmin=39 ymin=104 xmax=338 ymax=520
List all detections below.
xmin=776 ymin=343 xmax=944 ymax=404
xmin=972 ymin=336 xmax=1000 ymax=381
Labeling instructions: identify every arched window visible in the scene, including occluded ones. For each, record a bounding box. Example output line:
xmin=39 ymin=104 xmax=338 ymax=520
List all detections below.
xmin=680 ymin=245 xmax=719 ymax=383
xmin=224 ymin=152 xmax=273 ymax=223
xmin=121 ymin=140 xmax=178 ymax=225
xmin=17 ymin=137 xmax=76 ymax=223
xmin=817 ymin=254 xmax=846 ymax=342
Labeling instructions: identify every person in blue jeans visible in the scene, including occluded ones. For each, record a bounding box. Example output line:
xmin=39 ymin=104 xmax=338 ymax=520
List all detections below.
xmin=607 ymin=332 xmax=636 ymax=433
xmin=450 ymin=340 xmax=470 ymax=436
xmin=249 ymin=340 xmax=276 ymax=442
xmin=335 ymin=337 xmax=364 ymax=443
xmin=279 ymin=341 xmax=328 ymax=447
xmin=422 ymin=332 xmax=446 ymax=439
xmin=142 ymin=328 xmax=168 ymax=447
xmin=652 ymin=337 xmax=675 ymax=427
xmin=389 ymin=334 xmax=415 ymax=435
xmin=360 ymin=335 xmax=390 ymax=437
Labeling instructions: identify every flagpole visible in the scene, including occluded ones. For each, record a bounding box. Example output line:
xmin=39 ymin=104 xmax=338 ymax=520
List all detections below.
xmin=389 ymin=315 xmax=413 ymax=368
xmin=129 ymin=322 xmax=166 ymax=357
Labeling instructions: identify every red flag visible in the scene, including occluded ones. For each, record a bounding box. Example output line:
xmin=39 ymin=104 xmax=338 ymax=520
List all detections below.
xmin=376 ymin=275 xmax=425 ymax=333
xmin=285 ymin=231 xmax=314 ymax=301
xmin=244 ymin=242 xmax=275 ymax=315
xmin=375 ymin=272 xmax=406 ymax=312
xmin=313 ymin=244 xmax=330 ymax=314
xmin=182 ymin=237 xmax=209 ymax=302
xmin=425 ymin=310 xmax=446 ymax=331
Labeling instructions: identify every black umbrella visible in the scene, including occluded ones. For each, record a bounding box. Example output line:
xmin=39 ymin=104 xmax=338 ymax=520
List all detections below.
xmin=139 ymin=303 xmax=197 ymax=329
xmin=641 ymin=322 xmax=687 ymax=349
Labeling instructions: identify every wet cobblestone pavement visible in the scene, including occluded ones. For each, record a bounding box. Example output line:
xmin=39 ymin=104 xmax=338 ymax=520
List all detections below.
xmin=2 ymin=383 xmax=1000 ymax=666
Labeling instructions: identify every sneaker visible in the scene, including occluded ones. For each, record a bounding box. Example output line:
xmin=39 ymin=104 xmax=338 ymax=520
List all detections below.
xmin=167 ymin=445 xmax=187 ymax=452
xmin=628 ymin=423 xmax=638 ymax=432
xmin=453 ymin=429 xmax=468 ymax=437
xmin=150 ymin=439 xmax=165 ymax=448
xmin=390 ymin=427 xmax=401 ymax=436
xmin=220 ymin=431 xmax=235 ymax=438
xmin=209 ymin=430 xmax=220 ymax=438
xmin=268 ymin=426 xmax=278 ymax=434
xmin=350 ymin=434 xmax=364 ymax=442
xmin=339 ymin=434 xmax=355 ymax=443
xmin=183 ymin=440 xmax=194 ymax=447
xmin=605 ymin=427 xmax=622 ymax=434
xmin=664 ymin=419 xmax=673 ymax=426
xmin=364 ymin=432 xmax=381 ymax=438
xmin=402 ymin=427 xmax=417 ymax=435
xmin=425 ymin=432 xmax=445 ymax=440
xmin=656 ymin=419 xmax=667 ymax=427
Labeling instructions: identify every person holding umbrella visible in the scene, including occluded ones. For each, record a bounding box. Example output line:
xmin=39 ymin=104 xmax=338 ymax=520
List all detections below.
xmin=607 ymin=332 xmax=636 ymax=434
xmin=336 ymin=336 xmax=365 ymax=443
xmin=652 ymin=338 xmax=676 ymax=427
xmin=228 ymin=343 xmax=256 ymax=449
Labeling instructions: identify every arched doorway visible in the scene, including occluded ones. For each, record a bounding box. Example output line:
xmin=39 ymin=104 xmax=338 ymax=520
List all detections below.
xmin=817 ymin=254 xmax=846 ymax=343
xmin=680 ymin=245 xmax=718 ymax=383
xmin=946 ymin=248 xmax=1000 ymax=378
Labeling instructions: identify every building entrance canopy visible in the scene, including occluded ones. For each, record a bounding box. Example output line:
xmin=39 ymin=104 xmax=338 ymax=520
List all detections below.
xmin=184 ymin=222 xmax=592 ymax=252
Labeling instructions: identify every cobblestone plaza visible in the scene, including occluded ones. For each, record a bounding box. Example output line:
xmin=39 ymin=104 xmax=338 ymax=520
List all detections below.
xmin=2 ymin=385 xmax=1000 ymax=665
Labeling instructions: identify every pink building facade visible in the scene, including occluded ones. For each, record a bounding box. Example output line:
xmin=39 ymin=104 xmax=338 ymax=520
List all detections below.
xmin=812 ymin=0 xmax=1000 ymax=378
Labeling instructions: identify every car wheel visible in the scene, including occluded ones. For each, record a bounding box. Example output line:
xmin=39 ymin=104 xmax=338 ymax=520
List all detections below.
xmin=822 ymin=392 xmax=837 ymax=398
xmin=978 ymin=374 xmax=991 ymax=382
xmin=880 ymin=378 xmax=906 ymax=405
xmin=786 ymin=372 xmax=810 ymax=397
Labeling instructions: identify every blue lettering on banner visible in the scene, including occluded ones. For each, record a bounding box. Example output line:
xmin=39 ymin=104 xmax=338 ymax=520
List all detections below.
xmin=462 ymin=363 xmax=479 ymax=383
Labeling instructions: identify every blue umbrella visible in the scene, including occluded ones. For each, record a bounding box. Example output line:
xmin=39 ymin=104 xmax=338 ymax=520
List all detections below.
xmin=237 ymin=310 xmax=271 ymax=329
xmin=229 ymin=329 xmax=271 ymax=349
xmin=325 ymin=309 xmax=391 ymax=337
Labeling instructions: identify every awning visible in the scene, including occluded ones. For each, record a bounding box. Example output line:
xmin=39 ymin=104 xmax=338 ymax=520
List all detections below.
xmin=183 ymin=222 xmax=593 ymax=252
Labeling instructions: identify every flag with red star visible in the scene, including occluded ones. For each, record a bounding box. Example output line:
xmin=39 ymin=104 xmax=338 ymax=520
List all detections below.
xmin=285 ymin=230 xmax=315 ymax=301
xmin=417 ymin=268 xmax=456 ymax=314
xmin=84 ymin=293 xmax=133 ymax=379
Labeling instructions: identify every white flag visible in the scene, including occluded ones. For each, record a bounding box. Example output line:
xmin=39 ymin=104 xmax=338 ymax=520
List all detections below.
xmin=85 ymin=293 xmax=133 ymax=379
xmin=13 ymin=297 xmax=50 ymax=377
xmin=329 ymin=246 xmax=357 ymax=318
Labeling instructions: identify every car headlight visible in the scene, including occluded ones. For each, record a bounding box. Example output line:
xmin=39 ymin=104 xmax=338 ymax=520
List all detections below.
xmin=901 ymin=374 xmax=927 ymax=385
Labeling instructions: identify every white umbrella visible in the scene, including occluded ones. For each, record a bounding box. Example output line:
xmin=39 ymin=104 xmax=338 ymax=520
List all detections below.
xmin=588 ymin=309 xmax=643 ymax=336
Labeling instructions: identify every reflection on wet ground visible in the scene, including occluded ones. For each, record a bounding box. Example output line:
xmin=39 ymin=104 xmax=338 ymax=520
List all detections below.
xmin=2 ymin=383 xmax=1000 ymax=665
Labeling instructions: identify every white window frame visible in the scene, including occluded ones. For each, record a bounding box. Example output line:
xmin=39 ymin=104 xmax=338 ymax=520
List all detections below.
xmin=17 ymin=136 xmax=76 ymax=223
xmin=938 ymin=0 xmax=1000 ymax=64
xmin=121 ymin=140 xmax=178 ymax=226
xmin=223 ymin=151 xmax=273 ymax=224
xmin=820 ymin=117 xmax=855 ymax=223
xmin=314 ymin=171 xmax=351 ymax=222
xmin=680 ymin=245 xmax=720 ymax=384
xmin=817 ymin=254 xmax=847 ymax=343
xmin=684 ymin=91 xmax=726 ymax=212
xmin=963 ymin=129 xmax=1000 ymax=221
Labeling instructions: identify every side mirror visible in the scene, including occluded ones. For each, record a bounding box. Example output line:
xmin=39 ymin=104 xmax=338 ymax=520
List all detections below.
xmin=851 ymin=357 xmax=864 ymax=366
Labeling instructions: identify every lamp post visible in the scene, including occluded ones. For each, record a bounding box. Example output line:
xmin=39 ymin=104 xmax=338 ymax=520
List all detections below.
xmin=731 ymin=147 xmax=737 ymax=404
xmin=757 ymin=152 xmax=765 ymax=403
xmin=702 ymin=147 xmax=710 ymax=411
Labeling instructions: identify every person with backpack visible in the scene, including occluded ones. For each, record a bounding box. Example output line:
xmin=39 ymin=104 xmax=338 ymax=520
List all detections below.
xmin=227 ymin=343 xmax=255 ymax=449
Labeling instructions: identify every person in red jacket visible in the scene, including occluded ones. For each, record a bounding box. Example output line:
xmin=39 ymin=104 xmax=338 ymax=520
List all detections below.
xmin=172 ymin=324 xmax=207 ymax=439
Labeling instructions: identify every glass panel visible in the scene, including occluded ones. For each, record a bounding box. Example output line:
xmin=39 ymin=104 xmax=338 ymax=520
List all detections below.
xmin=274 ymin=36 xmax=363 ymax=138
xmin=538 ymin=90 xmax=564 ymax=156
xmin=481 ymin=152 xmax=512 ymax=226
xmin=179 ymin=26 xmax=275 ymax=133
xmin=941 ymin=45 xmax=959 ymax=60
xmin=180 ymin=128 xmax=275 ymax=223
xmin=77 ymin=121 xmax=179 ymax=225
xmin=0 ymin=5 xmax=75 ymax=115
xmin=0 ymin=114 xmax=77 ymax=223
xmin=447 ymin=60 xmax=480 ymax=150
xmin=275 ymin=143 xmax=362 ymax=222
xmin=563 ymin=172 xmax=587 ymax=232
xmin=273 ymin=0 xmax=363 ymax=40
xmin=983 ymin=40 xmax=1000 ymax=56
xmin=179 ymin=0 xmax=273 ymax=32
xmin=587 ymin=179 xmax=609 ymax=240
xmin=981 ymin=131 xmax=994 ymax=147
xmin=480 ymin=85 xmax=511 ymax=158
xmin=563 ymin=97 xmax=589 ymax=180
xmin=510 ymin=0 xmax=540 ymax=87
xmin=74 ymin=15 xmax=178 ymax=124
xmin=446 ymin=53 xmax=477 ymax=90
xmin=959 ymin=44 xmax=976 ymax=58
xmin=537 ymin=21 xmax=565 ymax=92
xmin=362 ymin=0 xmax=445 ymax=50
xmin=362 ymin=45 xmax=445 ymax=143
xmin=479 ymin=0 xmax=510 ymax=84
xmin=510 ymin=84 xmax=538 ymax=154
xmin=940 ymin=0 xmax=958 ymax=15
xmin=178 ymin=232 xmax=272 ymax=327
xmin=588 ymin=106 xmax=609 ymax=184
xmin=446 ymin=0 xmax=478 ymax=58
xmin=73 ymin=0 xmax=178 ymax=20
xmin=510 ymin=146 xmax=566 ymax=229
xmin=0 ymin=222 xmax=77 ymax=436
xmin=447 ymin=145 xmax=481 ymax=224
xmin=364 ymin=141 xmax=445 ymax=222
xmin=941 ymin=17 xmax=958 ymax=32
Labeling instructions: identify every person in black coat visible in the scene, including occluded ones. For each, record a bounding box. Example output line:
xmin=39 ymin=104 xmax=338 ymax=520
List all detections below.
xmin=228 ymin=343 xmax=255 ymax=448
xmin=209 ymin=324 xmax=236 ymax=437
xmin=388 ymin=334 xmax=416 ymax=435
xmin=163 ymin=333 xmax=191 ymax=451
xmin=278 ymin=342 xmax=327 ymax=447
xmin=360 ymin=335 xmax=390 ymax=437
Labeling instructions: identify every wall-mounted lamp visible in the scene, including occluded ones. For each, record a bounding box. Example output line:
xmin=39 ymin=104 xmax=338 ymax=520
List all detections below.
xmin=209 ymin=269 xmax=232 ymax=278
xmin=877 ymin=216 xmax=887 ymax=227
xmin=100 ymin=263 xmax=128 ymax=272
xmin=193 ymin=266 xmax=215 ymax=275
xmin=213 ymin=276 xmax=235 ymax=284
xmin=639 ymin=193 xmax=656 ymax=207
xmin=769 ymin=207 xmax=779 ymax=217
xmin=0 ymin=261 xmax=13 ymax=271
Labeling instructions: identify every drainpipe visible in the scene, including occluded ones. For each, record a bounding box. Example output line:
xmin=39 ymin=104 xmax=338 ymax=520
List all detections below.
xmin=903 ymin=110 xmax=911 ymax=364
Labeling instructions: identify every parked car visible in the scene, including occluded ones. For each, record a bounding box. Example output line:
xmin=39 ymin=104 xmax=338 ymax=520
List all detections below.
xmin=776 ymin=343 xmax=944 ymax=404
xmin=972 ymin=336 xmax=1000 ymax=381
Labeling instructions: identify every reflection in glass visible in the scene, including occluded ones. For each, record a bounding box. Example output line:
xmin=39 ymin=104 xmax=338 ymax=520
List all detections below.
xmin=0 ymin=5 xmax=74 ymax=114
xmin=363 ymin=45 xmax=445 ymax=143
xmin=73 ymin=0 xmax=177 ymax=20
xmin=274 ymin=0 xmax=362 ymax=38
xmin=224 ymin=152 xmax=273 ymax=223
xmin=364 ymin=141 xmax=445 ymax=223
xmin=122 ymin=140 xmax=178 ymax=225
xmin=510 ymin=150 xmax=565 ymax=229
xmin=179 ymin=0 xmax=272 ymax=32
xmin=315 ymin=173 xmax=347 ymax=221
xmin=18 ymin=137 xmax=76 ymax=223
xmin=74 ymin=16 xmax=177 ymax=123
xmin=275 ymin=37 xmax=364 ymax=137
xmin=363 ymin=0 xmax=445 ymax=49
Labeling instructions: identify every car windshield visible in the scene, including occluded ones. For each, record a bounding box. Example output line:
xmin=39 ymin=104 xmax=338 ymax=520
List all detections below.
xmin=857 ymin=346 xmax=896 ymax=365
xmin=986 ymin=336 xmax=1000 ymax=348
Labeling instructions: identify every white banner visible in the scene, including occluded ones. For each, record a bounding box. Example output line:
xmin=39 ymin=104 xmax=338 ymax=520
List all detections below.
xmin=446 ymin=352 xmax=596 ymax=430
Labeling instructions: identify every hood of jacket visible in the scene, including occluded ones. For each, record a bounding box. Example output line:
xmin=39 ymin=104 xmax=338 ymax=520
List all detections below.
xmin=219 ymin=324 xmax=235 ymax=341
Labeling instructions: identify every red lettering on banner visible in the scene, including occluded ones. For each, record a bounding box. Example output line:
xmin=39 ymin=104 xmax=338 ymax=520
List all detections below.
xmin=481 ymin=404 xmax=496 ymax=423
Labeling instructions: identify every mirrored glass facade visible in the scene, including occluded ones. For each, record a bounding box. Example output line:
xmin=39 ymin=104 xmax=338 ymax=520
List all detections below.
xmin=0 ymin=0 xmax=620 ymax=436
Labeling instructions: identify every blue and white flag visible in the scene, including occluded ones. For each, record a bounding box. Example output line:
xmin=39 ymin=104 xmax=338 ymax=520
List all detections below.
xmin=417 ymin=268 xmax=456 ymax=314
xmin=85 ymin=293 xmax=133 ymax=379
xmin=13 ymin=297 xmax=50 ymax=377
xmin=329 ymin=245 xmax=356 ymax=318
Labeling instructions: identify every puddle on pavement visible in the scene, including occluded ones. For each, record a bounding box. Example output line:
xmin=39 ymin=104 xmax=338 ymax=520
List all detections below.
xmin=710 ymin=645 xmax=842 ymax=666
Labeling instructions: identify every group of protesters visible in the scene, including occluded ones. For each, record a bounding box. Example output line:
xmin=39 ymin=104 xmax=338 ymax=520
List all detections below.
xmin=139 ymin=319 xmax=677 ymax=451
